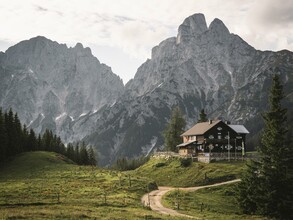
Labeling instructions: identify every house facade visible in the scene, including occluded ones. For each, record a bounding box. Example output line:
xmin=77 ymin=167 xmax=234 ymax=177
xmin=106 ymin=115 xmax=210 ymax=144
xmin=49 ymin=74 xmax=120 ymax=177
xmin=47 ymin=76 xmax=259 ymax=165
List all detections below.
xmin=177 ymin=120 xmax=249 ymax=162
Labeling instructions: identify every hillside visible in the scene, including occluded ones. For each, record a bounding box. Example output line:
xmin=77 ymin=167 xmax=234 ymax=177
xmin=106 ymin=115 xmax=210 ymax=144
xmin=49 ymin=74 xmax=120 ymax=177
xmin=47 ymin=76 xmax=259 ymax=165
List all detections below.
xmin=162 ymin=184 xmax=264 ymax=219
xmin=134 ymin=156 xmax=245 ymax=187
xmin=0 ymin=152 xmax=183 ymax=220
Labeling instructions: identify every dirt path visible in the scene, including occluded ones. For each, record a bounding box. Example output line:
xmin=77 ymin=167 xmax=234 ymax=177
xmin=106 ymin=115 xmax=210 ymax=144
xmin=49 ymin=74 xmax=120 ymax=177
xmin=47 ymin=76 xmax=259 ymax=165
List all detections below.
xmin=141 ymin=179 xmax=241 ymax=219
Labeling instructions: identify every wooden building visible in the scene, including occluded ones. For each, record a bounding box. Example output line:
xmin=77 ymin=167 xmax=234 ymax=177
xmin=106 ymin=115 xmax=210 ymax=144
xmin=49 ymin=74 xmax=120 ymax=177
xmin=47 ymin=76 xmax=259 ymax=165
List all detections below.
xmin=177 ymin=120 xmax=249 ymax=162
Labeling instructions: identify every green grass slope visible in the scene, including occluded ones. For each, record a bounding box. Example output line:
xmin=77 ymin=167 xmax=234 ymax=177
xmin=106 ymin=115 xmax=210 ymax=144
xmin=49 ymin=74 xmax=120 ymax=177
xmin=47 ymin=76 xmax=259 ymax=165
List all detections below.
xmin=134 ymin=157 xmax=245 ymax=187
xmin=0 ymin=152 xmax=186 ymax=220
xmin=162 ymin=184 xmax=264 ymax=220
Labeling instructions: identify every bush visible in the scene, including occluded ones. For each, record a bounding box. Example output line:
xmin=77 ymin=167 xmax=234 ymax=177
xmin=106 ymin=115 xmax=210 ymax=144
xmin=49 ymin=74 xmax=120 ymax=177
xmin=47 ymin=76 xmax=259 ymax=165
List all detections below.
xmin=180 ymin=158 xmax=192 ymax=167
xmin=147 ymin=181 xmax=158 ymax=191
xmin=155 ymin=162 xmax=166 ymax=168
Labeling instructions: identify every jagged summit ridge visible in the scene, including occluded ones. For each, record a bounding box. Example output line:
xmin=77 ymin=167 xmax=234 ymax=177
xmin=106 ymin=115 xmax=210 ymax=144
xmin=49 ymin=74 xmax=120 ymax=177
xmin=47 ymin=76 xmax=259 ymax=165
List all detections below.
xmin=176 ymin=14 xmax=231 ymax=45
xmin=0 ymin=36 xmax=124 ymax=142
xmin=176 ymin=13 xmax=208 ymax=44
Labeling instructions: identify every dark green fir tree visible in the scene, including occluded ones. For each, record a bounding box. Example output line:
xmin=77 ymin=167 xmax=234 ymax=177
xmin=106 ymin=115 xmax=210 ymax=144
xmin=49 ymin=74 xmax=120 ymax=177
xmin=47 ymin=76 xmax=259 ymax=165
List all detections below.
xmin=237 ymin=74 xmax=293 ymax=219
xmin=163 ymin=106 xmax=186 ymax=152
xmin=198 ymin=109 xmax=208 ymax=122
xmin=88 ymin=146 xmax=97 ymax=166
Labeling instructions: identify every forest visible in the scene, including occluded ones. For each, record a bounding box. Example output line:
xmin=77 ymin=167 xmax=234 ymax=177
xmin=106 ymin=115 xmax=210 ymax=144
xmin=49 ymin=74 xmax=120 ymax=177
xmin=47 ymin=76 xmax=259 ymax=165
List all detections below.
xmin=0 ymin=108 xmax=96 ymax=166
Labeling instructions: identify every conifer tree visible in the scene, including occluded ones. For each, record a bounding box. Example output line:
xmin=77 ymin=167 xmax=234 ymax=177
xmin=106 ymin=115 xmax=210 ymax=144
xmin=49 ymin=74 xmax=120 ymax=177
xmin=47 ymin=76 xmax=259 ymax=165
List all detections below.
xmin=13 ymin=113 xmax=22 ymax=153
xmin=74 ymin=143 xmax=81 ymax=164
xmin=22 ymin=124 xmax=29 ymax=151
xmin=37 ymin=134 xmax=42 ymax=150
xmin=80 ymin=142 xmax=89 ymax=165
xmin=163 ymin=107 xmax=186 ymax=152
xmin=198 ymin=109 xmax=208 ymax=122
xmin=5 ymin=109 xmax=16 ymax=156
xmin=237 ymin=74 xmax=293 ymax=219
xmin=66 ymin=143 xmax=75 ymax=162
xmin=28 ymin=129 xmax=37 ymax=151
xmin=0 ymin=109 xmax=8 ymax=162
xmin=88 ymin=146 xmax=97 ymax=166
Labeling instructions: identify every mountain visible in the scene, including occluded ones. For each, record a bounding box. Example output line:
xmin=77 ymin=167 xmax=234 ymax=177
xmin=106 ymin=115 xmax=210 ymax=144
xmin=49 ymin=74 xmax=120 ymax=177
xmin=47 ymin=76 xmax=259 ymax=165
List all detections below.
xmin=0 ymin=36 xmax=124 ymax=142
xmin=0 ymin=14 xmax=292 ymax=166
xmin=83 ymin=14 xmax=293 ymax=165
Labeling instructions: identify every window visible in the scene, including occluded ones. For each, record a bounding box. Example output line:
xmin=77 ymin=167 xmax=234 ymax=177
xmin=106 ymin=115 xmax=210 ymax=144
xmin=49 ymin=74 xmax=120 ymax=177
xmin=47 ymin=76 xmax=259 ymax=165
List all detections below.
xmin=208 ymin=135 xmax=214 ymax=139
xmin=190 ymin=136 xmax=196 ymax=141
xmin=218 ymin=133 xmax=222 ymax=139
xmin=217 ymin=127 xmax=222 ymax=131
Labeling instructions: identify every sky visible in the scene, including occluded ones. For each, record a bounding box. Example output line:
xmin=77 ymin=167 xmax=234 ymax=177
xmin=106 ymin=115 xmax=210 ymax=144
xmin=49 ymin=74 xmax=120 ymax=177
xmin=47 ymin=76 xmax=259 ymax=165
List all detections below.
xmin=0 ymin=0 xmax=292 ymax=84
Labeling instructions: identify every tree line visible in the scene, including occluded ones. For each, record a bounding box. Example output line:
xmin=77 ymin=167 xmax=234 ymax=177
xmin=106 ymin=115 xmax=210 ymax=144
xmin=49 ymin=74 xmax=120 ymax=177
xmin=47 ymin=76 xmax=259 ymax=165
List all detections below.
xmin=0 ymin=108 xmax=96 ymax=166
xmin=113 ymin=156 xmax=149 ymax=171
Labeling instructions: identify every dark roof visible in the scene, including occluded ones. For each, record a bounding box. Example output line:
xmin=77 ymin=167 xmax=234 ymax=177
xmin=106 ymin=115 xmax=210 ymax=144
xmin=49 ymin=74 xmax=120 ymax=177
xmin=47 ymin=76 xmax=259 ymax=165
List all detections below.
xmin=181 ymin=120 xmax=221 ymax=136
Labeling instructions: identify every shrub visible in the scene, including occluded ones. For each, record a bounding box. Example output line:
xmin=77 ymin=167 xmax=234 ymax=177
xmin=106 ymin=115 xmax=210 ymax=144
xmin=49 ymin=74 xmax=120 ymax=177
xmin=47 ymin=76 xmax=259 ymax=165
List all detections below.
xmin=147 ymin=181 xmax=158 ymax=191
xmin=180 ymin=158 xmax=192 ymax=167
xmin=155 ymin=162 xmax=166 ymax=168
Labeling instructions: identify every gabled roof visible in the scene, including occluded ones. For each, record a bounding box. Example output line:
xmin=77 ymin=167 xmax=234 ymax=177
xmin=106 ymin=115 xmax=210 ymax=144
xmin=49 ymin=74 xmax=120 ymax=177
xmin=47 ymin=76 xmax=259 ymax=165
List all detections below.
xmin=181 ymin=120 xmax=221 ymax=136
xmin=229 ymin=125 xmax=249 ymax=134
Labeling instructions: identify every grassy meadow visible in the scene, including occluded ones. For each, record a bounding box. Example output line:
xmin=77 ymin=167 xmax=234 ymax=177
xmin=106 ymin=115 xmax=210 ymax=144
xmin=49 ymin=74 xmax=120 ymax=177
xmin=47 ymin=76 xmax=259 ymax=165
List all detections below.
xmin=162 ymin=184 xmax=265 ymax=220
xmin=134 ymin=156 xmax=245 ymax=187
xmin=0 ymin=152 xmax=185 ymax=219
xmin=0 ymin=151 xmax=263 ymax=219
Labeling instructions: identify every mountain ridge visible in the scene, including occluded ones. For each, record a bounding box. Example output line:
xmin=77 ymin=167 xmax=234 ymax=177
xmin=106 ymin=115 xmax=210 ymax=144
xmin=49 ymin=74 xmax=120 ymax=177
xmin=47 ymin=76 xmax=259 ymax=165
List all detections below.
xmin=84 ymin=13 xmax=293 ymax=165
xmin=0 ymin=14 xmax=292 ymax=166
xmin=0 ymin=35 xmax=124 ymax=143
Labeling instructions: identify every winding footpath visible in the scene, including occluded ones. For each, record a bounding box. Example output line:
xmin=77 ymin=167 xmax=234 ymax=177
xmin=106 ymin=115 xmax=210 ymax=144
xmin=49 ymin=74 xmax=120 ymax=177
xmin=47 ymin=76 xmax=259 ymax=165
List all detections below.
xmin=141 ymin=179 xmax=241 ymax=219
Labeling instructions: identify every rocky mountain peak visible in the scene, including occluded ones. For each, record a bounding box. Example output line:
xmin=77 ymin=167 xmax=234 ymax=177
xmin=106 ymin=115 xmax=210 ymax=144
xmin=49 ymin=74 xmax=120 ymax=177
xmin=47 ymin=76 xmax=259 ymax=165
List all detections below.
xmin=0 ymin=36 xmax=124 ymax=142
xmin=74 ymin=42 xmax=84 ymax=49
xmin=208 ymin=18 xmax=230 ymax=39
xmin=73 ymin=42 xmax=93 ymax=57
xmin=176 ymin=13 xmax=208 ymax=44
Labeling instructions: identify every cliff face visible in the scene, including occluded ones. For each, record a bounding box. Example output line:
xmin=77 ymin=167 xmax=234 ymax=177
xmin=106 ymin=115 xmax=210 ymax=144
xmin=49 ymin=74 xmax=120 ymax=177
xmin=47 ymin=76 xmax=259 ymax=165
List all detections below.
xmin=84 ymin=13 xmax=293 ymax=165
xmin=0 ymin=36 xmax=124 ymax=142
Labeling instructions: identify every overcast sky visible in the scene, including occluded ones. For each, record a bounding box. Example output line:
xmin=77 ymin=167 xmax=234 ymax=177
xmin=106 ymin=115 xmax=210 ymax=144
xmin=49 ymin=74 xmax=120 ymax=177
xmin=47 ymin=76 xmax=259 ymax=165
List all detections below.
xmin=0 ymin=0 xmax=292 ymax=84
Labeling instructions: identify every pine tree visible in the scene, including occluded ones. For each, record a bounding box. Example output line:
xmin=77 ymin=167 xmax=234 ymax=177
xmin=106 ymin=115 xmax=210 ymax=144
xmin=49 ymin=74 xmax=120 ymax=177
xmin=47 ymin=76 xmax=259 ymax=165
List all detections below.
xmin=37 ymin=134 xmax=42 ymax=150
xmin=198 ymin=109 xmax=208 ymax=122
xmin=5 ymin=109 xmax=17 ymax=156
xmin=237 ymin=74 xmax=293 ymax=219
xmin=88 ymin=146 xmax=97 ymax=166
xmin=80 ymin=142 xmax=89 ymax=165
xmin=13 ymin=113 xmax=22 ymax=153
xmin=27 ymin=129 xmax=37 ymax=151
xmin=66 ymin=143 xmax=75 ymax=162
xmin=0 ymin=109 xmax=8 ymax=162
xmin=74 ymin=143 xmax=81 ymax=164
xmin=163 ymin=107 xmax=186 ymax=152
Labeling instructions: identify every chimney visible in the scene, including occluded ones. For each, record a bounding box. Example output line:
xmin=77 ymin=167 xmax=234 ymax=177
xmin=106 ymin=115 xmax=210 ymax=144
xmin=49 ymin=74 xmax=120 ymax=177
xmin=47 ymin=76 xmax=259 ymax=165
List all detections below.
xmin=209 ymin=119 xmax=212 ymax=124
xmin=225 ymin=120 xmax=231 ymax=125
